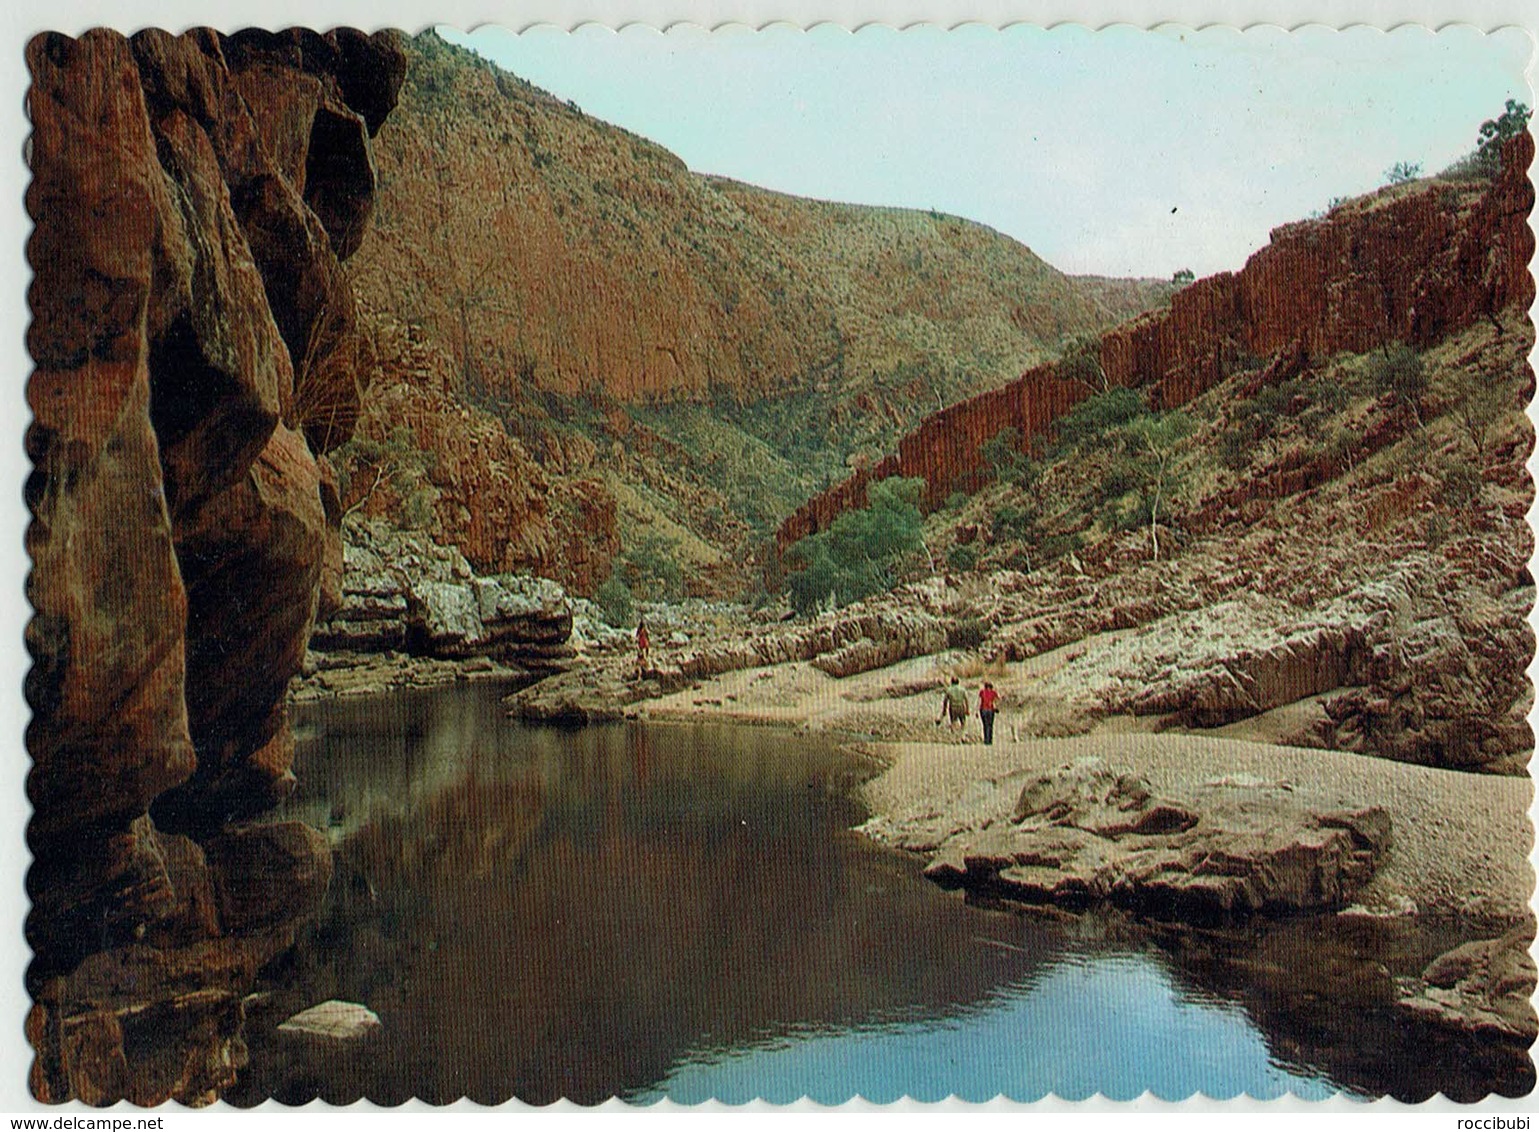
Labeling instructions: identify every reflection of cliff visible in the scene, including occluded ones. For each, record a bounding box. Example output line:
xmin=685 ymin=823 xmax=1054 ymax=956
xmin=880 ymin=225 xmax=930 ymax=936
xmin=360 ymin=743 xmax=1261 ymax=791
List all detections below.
xmin=1147 ymin=915 xmax=1537 ymax=1102
xmin=234 ymin=715 xmax=1068 ymax=1104
xmin=235 ymin=693 xmax=1527 ymax=1103
xmin=779 ymin=134 xmax=1536 ymax=546
xmin=25 ymin=29 xmax=404 ymax=1104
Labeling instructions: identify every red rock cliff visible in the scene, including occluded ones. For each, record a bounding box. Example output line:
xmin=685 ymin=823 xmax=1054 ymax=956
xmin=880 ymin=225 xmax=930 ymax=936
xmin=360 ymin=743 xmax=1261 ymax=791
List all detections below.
xmin=778 ymin=135 xmax=1535 ymax=550
xmin=25 ymin=28 xmax=404 ymax=1104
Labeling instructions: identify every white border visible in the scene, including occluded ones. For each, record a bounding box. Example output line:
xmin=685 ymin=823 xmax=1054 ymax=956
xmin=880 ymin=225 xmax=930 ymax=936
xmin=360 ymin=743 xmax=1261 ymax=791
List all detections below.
xmin=1 ymin=0 xmax=1535 ymax=1119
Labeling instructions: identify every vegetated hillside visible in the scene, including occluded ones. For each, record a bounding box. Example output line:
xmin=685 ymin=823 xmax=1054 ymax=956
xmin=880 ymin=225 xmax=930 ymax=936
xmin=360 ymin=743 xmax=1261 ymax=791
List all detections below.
xmin=773 ymin=134 xmax=1534 ymax=776
xmin=342 ymin=30 xmax=1171 ymax=594
xmin=780 ymin=132 xmax=1533 ymax=545
xmin=917 ymin=307 xmax=1534 ymax=776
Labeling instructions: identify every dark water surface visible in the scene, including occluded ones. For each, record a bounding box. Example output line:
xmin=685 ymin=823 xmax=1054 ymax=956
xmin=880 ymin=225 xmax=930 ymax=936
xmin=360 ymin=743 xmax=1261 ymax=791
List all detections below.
xmin=230 ymin=684 xmax=1530 ymax=1105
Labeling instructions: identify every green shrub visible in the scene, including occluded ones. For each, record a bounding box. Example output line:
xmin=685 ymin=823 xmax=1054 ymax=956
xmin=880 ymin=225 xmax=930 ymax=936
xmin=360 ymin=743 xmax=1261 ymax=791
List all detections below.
xmin=1052 ymin=387 xmax=1149 ymax=453
xmin=1367 ymin=343 xmax=1428 ymax=423
xmin=980 ymin=428 xmax=1037 ymax=488
xmin=944 ymin=491 xmax=969 ymax=512
xmin=1038 ymin=532 xmax=1084 ymax=562
xmin=991 ymin=503 xmax=1039 ymax=543
xmin=1098 ymin=456 xmax=1140 ymax=503
xmin=784 ymin=476 xmax=927 ymax=616
xmin=946 ymin=543 xmax=978 ymax=572
xmin=620 ymin=534 xmax=683 ymax=602
xmin=1316 ymin=377 xmax=1352 ymax=413
xmin=400 ymin=487 xmax=438 ymax=530
xmin=1057 ymin=334 xmax=1108 ymax=392
xmin=595 ymin=574 xmax=635 ymax=628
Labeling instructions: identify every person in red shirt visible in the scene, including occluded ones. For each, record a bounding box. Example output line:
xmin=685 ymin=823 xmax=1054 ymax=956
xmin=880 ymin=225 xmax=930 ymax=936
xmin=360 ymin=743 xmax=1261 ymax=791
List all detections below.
xmin=978 ymin=681 xmax=1000 ymax=746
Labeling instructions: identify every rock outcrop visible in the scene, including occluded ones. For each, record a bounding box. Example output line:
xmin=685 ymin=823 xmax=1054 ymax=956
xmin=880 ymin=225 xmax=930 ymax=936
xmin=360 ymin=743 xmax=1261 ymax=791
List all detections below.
xmin=863 ymin=758 xmax=1390 ymax=922
xmin=308 ymin=517 xmax=572 ymax=668
xmin=778 ymin=133 xmax=1535 ymax=548
xmin=25 ymin=28 xmax=403 ymax=1104
xmin=506 ymin=601 xmax=945 ymax=724
xmin=334 ymin=310 xmax=622 ymax=593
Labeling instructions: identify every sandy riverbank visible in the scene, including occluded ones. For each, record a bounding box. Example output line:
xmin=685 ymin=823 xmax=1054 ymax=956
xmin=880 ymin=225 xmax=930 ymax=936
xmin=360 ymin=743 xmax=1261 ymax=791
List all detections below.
xmin=636 ymin=651 xmax=1534 ymax=924
xmin=858 ymin=732 xmax=1533 ymax=924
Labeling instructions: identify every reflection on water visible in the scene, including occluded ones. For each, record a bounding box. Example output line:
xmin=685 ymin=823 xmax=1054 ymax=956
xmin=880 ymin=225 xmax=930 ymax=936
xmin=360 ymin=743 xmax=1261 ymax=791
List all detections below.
xmin=230 ymin=685 xmax=1530 ymax=1105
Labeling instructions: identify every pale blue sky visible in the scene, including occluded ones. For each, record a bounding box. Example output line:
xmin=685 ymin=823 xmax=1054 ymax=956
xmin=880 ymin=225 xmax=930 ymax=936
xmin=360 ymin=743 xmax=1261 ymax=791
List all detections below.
xmin=442 ymin=24 xmax=1530 ymax=280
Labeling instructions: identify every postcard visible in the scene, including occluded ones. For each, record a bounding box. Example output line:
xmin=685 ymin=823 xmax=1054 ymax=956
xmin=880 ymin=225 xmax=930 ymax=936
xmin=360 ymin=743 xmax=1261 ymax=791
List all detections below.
xmin=14 ymin=4 xmax=1539 ymax=1113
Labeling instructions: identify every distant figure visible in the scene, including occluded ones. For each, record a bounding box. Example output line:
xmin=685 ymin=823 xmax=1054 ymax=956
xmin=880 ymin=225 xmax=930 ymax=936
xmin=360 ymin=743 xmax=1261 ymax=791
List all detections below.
xmin=635 ymin=617 xmax=651 ymax=674
xmin=978 ymin=681 xmax=1000 ymax=746
xmin=937 ymin=676 xmax=969 ymax=737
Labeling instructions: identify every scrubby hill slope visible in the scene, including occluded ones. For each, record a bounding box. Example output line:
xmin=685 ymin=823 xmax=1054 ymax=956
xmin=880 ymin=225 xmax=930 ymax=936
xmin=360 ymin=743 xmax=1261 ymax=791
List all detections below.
xmin=342 ymin=31 xmax=1170 ymax=593
xmin=769 ymin=135 xmax=1535 ymax=775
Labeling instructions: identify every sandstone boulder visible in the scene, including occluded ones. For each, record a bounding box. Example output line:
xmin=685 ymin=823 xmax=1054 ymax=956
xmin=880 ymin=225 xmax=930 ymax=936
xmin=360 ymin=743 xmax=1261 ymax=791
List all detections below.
xmin=276 ymin=1000 xmax=382 ymax=1046
xmin=892 ymin=758 xmax=1390 ymax=921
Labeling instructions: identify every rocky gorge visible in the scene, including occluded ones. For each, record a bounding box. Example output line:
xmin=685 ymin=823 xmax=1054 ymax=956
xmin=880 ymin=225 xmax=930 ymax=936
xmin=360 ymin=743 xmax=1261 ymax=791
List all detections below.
xmin=22 ymin=24 xmax=1537 ymax=1107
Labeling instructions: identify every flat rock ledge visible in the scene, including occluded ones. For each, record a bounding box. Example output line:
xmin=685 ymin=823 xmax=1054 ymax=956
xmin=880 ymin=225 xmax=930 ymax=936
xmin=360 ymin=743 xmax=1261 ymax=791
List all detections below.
xmin=862 ymin=757 xmax=1390 ymax=922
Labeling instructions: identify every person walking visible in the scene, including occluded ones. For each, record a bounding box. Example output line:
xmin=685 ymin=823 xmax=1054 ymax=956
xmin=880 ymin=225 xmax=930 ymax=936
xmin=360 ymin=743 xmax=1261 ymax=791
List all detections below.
xmin=978 ymin=681 xmax=1000 ymax=746
xmin=635 ymin=616 xmax=651 ymax=675
xmin=937 ymin=676 xmax=969 ymax=738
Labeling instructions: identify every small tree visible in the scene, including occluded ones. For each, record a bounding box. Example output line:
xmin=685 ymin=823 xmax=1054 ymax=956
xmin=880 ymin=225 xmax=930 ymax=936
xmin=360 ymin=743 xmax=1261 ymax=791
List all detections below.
xmin=1051 ymin=386 xmax=1150 ymax=453
xmin=1451 ymin=372 xmax=1509 ymax=460
xmin=1444 ymin=100 xmax=1532 ymax=179
xmin=1384 ymin=160 xmax=1423 ymax=185
xmin=1477 ymin=100 xmax=1533 ymax=172
xmin=784 ymin=476 xmax=927 ymax=616
xmin=1101 ymin=412 xmax=1195 ymax=561
xmin=595 ymin=574 xmax=635 ymax=628
xmin=336 ymin=423 xmax=440 ymax=531
xmin=1172 ymin=268 xmax=1195 ymax=286
xmin=1367 ymin=343 xmax=1427 ymax=426
xmin=619 ymin=534 xmax=684 ymax=602
xmin=1057 ymin=334 xmax=1109 ymax=393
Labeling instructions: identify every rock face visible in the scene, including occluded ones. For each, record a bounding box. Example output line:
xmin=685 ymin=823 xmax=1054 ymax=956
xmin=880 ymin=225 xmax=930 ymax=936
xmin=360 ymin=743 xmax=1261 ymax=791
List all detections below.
xmin=310 ymin=517 xmax=572 ymax=664
xmin=865 ymin=758 xmax=1390 ymax=922
xmin=334 ymin=312 xmax=622 ymax=592
xmin=25 ymin=29 xmax=404 ymax=1104
xmin=1396 ymin=928 xmax=1538 ymax=1043
xmin=778 ymin=133 xmax=1535 ymax=548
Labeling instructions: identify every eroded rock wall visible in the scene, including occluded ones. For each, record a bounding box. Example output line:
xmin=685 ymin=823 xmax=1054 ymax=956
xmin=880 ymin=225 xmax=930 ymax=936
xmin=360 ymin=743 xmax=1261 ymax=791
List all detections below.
xmin=778 ymin=134 xmax=1536 ymax=549
xmin=25 ymin=28 xmax=404 ymax=1104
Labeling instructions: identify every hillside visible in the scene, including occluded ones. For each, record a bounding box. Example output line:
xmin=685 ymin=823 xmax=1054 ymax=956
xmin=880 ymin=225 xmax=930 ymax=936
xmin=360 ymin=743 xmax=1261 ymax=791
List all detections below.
xmin=342 ymin=31 xmax=1171 ymax=593
xmin=780 ymin=138 xmax=1534 ymax=543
